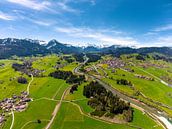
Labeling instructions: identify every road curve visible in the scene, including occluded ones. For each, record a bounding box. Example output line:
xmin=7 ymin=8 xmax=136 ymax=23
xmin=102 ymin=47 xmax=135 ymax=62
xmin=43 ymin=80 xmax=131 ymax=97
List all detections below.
xmin=74 ymin=57 xmax=172 ymax=129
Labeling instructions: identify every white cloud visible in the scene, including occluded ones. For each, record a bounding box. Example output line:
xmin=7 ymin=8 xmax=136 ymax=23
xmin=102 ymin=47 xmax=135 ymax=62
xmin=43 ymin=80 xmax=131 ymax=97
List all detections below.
xmin=55 ymin=26 xmax=139 ymax=46
xmin=6 ymin=0 xmax=80 ymax=14
xmin=31 ymin=20 xmax=52 ymax=26
xmin=0 ymin=11 xmax=15 ymax=20
xmin=153 ymin=24 xmax=172 ymax=32
xmin=138 ymin=35 xmax=172 ymax=48
xmin=90 ymin=0 xmax=96 ymax=5
xmin=6 ymin=0 xmax=51 ymax=11
xmin=57 ymin=2 xmax=79 ymax=13
xmin=156 ymin=36 xmax=172 ymax=46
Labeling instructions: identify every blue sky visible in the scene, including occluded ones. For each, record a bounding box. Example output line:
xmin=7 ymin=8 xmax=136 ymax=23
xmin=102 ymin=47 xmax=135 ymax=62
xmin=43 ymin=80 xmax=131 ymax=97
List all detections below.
xmin=0 ymin=0 xmax=172 ymax=47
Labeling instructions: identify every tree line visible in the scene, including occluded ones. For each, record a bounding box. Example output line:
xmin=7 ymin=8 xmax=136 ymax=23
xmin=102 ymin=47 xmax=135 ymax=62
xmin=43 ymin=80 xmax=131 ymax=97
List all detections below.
xmin=49 ymin=70 xmax=85 ymax=84
xmin=83 ymin=81 xmax=133 ymax=122
xmin=116 ymin=79 xmax=133 ymax=86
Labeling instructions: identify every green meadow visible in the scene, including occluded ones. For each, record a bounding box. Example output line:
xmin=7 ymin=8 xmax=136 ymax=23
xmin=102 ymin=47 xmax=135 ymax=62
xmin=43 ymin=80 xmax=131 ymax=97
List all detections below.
xmin=30 ymin=77 xmax=69 ymax=99
xmin=61 ymin=82 xmax=163 ymax=129
xmin=50 ymin=102 xmax=136 ymax=129
xmin=103 ymin=68 xmax=172 ymax=107
xmin=3 ymin=99 xmax=57 ymax=129
xmin=86 ymin=55 xmax=172 ymax=116
xmin=0 ymin=54 xmax=166 ymax=129
xmin=60 ymin=62 xmax=78 ymax=72
xmin=0 ymin=59 xmax=30 ymax=100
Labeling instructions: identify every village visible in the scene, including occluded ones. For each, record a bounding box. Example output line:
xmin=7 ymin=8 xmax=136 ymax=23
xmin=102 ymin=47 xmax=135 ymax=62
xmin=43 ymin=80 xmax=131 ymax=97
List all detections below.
xmin=101 ymin=58 xmax=126 ymax=68
xmin=0 ymin=91 xmax=31 ymax=125
xmin=135 ymin=74 xmax=154 ymax=81
xmin=139 ymin=62 xmax=169 ymax=69
xmin=12 ymin=60 xmax=44 ymax=77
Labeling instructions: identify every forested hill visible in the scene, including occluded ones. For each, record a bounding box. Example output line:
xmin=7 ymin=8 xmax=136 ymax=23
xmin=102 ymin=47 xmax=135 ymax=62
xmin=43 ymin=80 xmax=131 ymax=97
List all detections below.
xmin=0 ymin=38 xmax=172 ymax=59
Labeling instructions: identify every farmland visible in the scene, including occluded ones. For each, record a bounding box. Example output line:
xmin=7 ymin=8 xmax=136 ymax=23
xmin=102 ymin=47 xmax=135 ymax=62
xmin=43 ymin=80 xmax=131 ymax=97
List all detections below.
xmin=0 ymin=54 xmax=170 ymax=129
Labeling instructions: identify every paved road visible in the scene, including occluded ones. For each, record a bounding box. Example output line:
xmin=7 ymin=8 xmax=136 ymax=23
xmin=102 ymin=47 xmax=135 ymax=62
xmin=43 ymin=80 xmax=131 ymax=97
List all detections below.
xmin=74 ymin=57 xmax=172 ymax=129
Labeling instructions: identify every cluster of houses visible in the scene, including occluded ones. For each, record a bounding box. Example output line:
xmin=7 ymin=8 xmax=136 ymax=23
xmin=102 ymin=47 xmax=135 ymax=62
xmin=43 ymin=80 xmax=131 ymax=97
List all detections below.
xmin=101 ymin=58 xmax=125 ymax=68
xmin=123 ymin=68 xmax=135 ymax=73
xmin=27 ymin=69 xmax=45 ymax=77
xmin=0 ymin=115 xmax=5 ymax=125
xmin=0 ymin=91 xmax=31 ymax=125
xmin=139 ymin=62 xmax=168 ymax=69
xmin=12 ymin=60 xmax=44 ymax=77
xmin=135 ymin=74 xmax=154 ymax=81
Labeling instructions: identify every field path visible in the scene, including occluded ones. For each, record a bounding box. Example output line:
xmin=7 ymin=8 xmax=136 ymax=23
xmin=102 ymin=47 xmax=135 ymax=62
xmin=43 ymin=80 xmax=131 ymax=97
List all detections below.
xmin=27 ymin=74 xmax=33 ymax=94
xmin=20 ymin=119 xmax=50 ymax=129
xmin=45 ymin=87 xmax=70 ymax=129
xmin=52 ymin=83 xmax=64 ymax=99
xmin=9 ymin=111 xmax=14 ymax=129
xmin=68 ymin=101 xmax=143 ymax=129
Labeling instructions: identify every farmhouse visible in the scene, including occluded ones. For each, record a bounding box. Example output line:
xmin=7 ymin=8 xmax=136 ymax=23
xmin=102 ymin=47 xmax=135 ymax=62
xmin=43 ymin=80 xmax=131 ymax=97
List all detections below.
xmin=15 ymin=104 xmax=26 ymax=111
xmin=139 ymin=62 xmax=169 ymax=69
xmin=0 ymin=116 xmax=5 ymax=125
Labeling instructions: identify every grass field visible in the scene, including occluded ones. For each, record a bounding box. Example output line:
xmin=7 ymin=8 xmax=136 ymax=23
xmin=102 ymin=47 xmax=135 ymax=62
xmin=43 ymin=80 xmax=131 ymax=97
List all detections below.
xmin=60 ymin=62 xmax=78 ymax=72
xmin=32 ymin=55 xmax=60 ymax=76
xmin=2 ymin=75 xmax=70 ymax=129
xmin=0 ymin=54 xmax=167 ymax=129
xmin=62 ymin=82 xmax=163 ymax=129
xmin=0 ymin=55 xmax=71 ymax=129
xmin=50 ymin=102 xmax=135 ymax=129
xmin=102 ymin=67 xmax=172 ymax=106
xmin=0 ymin=59 xmax=30 ymax=100
xmin=85 ymin=55 xmax=172 ymax=117
xmin=50 ymin=101 xmax=162 ymax=129
xmin=30 ymin=77 xmax=69 ymax=99
xmin=3 ymin=99 xmax=57 ymax=129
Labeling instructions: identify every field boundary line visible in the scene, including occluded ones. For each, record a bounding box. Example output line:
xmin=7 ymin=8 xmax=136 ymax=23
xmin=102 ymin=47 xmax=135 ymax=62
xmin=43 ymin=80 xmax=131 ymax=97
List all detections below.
xmin=45 ymin=86 xmax=71 ymax=129
xmin=52 ymin=83 xmax=65 ymax=99
xmin=65 ymin=101 xmax=142 ymax=129
xmin=20 ymin=119 xmax=50 ymax=129
xmin=33 ymin=97 xmax=59 ymax=102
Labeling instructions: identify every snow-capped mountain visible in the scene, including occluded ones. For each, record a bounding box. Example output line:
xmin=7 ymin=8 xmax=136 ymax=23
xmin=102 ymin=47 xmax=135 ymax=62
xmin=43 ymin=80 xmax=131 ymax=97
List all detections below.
xmin=0 ymin=38 xmax=172 ymax=59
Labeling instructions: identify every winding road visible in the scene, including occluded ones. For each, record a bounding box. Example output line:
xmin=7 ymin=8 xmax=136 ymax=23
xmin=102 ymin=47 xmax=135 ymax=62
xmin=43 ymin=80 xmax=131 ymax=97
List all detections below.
xmin=74 ymin=56 xmax=172 ymax=129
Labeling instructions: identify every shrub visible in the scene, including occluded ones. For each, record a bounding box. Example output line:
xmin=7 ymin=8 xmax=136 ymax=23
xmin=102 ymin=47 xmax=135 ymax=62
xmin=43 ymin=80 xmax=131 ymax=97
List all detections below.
xmin=17 ymin=77 xmax=27 ymax=84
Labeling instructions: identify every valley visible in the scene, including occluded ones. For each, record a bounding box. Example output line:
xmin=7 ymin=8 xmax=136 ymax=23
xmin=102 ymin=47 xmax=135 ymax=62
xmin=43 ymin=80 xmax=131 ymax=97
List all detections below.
xmin=0 ymin=52 xmax=172 ymax=129
xmin=1 ymin=0 xmax=172 ymax=128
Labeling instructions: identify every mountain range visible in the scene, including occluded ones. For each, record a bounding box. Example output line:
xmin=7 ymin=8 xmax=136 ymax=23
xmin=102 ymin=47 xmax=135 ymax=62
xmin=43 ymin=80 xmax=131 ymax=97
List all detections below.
xmin=0 ymin=38 xmax=172 ymax=59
